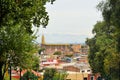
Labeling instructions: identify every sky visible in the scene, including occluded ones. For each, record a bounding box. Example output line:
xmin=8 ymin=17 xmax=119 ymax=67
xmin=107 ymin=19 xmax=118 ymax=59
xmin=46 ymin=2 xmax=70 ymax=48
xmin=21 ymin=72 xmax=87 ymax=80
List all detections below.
xmin=36 ymin=0 xmax=103 ymax=44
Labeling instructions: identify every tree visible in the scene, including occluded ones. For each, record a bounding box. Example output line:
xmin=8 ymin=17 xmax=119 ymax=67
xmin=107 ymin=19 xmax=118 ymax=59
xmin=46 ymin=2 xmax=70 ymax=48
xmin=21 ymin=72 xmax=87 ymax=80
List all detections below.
xmin=53 ymin=51 xmax=62 ymax=55
xmin=86 ymin=21 xmax=111 ymax=76
xmin=0 ymin=0 xmax=55 ymax=33
xmin=97 ymin=0 xmax=120 ymax=79
xmin=53 ymin=71 xmax=68 ymax=80
xmin=0 ymin=23 xmax=38 ymax=79
xmin=97 ymin=0 xmax=120 ymax=52
xmin=65 ymin=54 xmax=73 ymax=58
xmin=87 ymin=0 xmax=120 ymax=80
xmin=43 ymin=68 xmax=57 ymax=80
xmin=21 ymin=71 xmax=38 ymax=80
xmin=43 ymin=68 xmax=68 ymax=80
xmin=0 ymin=0 xmax=55 ymax=79
xmin=38 ymin=48 xmax=45 ymax=55
xmin=86 ymin=16 xmax=120 ymax=80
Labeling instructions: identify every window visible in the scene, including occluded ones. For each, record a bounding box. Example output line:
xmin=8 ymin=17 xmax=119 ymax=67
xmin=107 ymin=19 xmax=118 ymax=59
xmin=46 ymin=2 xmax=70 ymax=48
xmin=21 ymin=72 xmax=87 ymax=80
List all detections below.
xmin=66 ymin=79 xmax=71 ymax=80
xmin=84 ymin=77 xmax=87 ymax=80
xmin=90 ymin=76 xmax=94 ymax=80
xmin=87 ymin=70 xmax=91 ymax=72
xmin=82 ymin=70 xmax=85 ymax=73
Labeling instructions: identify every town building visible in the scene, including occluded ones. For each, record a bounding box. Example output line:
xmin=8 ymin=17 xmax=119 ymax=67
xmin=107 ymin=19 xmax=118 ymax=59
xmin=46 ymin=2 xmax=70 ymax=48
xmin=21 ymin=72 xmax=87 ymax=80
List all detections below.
xmin=39 ymin=35 xmax=95 ymax=80
xmin=41 ymin=35 xmax=71 ymax=55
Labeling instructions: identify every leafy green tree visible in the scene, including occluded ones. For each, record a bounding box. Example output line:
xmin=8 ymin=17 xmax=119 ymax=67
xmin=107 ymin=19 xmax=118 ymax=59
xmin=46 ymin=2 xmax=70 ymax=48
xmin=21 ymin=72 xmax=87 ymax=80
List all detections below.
xmin=86 ymin=21 xmax=111 ymax=76
xmin=43 ymin=68 xmax=57 ymax=80
xmin=32 ymin=56 xmax=40 ymax=71
xmin=97 ymin=0 xmax=120 ymax=52
xmin=21 ymin=71 xmax=38 ymax=80
xmin=97 ymin=0 xmax=120 ymax=79
xmin=43 ymin=68 xmax=68 ymax=80
xmin=38 ymin=48 xmax=45 ymax=55
xmin=86 ymin=18 xmax=120 ymax=80
xmin=0 ymin=0 xmax=55 ymax=33
xmin=53 ymin=51 xmax=62 ymax=55
xmin=0 ymin=0 xmax=55 ymax=79
xmin=53 ymin=71 xmax=68 ymax=80
xmin=65 ymin=54 xmax=73 ymax=58
xmin=0 ymin=23 xmax=38 ymax=80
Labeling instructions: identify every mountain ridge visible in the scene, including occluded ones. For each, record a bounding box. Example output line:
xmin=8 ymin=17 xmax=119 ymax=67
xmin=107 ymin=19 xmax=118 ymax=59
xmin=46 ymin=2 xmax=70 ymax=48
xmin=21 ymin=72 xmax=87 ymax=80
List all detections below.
xmin=36 ymin=33 xmax=90 ymax=44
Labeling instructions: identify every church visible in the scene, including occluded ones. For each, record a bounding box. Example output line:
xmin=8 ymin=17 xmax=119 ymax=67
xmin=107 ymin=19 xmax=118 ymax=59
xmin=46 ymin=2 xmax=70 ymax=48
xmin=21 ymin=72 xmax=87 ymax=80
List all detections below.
xmin=40 ymin=35 xmax=73 ymax=55
xmin=40 ymin=35 xmax=88 ymax=57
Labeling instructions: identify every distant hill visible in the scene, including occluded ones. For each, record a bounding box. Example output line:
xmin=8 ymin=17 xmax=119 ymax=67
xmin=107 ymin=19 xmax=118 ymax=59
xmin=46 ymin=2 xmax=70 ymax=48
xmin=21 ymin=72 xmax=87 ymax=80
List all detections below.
xmin=36 ymin=33 xmax=89 ymax=44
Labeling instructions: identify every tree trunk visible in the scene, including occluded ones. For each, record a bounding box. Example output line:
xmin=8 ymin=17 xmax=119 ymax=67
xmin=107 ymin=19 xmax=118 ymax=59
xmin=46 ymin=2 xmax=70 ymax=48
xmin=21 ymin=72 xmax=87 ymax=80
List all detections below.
xmin=0 ymin=62 xmax=4 ymax=80
xmin=20 ymin=68 xmax=22 ymax=80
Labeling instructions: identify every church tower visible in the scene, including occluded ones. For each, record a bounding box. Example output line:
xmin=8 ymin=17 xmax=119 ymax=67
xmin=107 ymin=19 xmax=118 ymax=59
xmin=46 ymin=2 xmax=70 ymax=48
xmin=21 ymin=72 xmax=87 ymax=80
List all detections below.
xmin=41 ymin=35 xmax=45 ymax=45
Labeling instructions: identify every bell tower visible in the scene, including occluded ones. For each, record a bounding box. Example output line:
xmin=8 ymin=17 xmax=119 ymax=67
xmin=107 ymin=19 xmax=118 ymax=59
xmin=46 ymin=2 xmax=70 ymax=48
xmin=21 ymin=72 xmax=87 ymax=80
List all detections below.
xmin=41 ymin=34 xmax=45 ymax=45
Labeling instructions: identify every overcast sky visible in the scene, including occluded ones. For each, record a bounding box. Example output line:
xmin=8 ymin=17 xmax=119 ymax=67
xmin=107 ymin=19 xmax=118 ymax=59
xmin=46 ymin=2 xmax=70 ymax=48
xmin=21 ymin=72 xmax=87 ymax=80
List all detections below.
xmin=36 ymin=0 xmax=103 ymax=44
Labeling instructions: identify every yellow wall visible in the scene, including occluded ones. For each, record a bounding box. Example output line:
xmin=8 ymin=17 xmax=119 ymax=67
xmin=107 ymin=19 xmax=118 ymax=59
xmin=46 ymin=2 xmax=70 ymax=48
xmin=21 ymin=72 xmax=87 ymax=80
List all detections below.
xmin=66 ymin=73 xmax=88 ymax=80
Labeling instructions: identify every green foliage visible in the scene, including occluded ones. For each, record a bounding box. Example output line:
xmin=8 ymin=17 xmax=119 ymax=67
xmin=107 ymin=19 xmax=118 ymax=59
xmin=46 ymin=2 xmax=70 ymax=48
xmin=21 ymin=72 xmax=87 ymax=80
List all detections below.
xmin=86 ymin=0 xmax=120 ymax=79
xmin=32 ymin=56 xmax=40 ymax=71
xmin=0 ymin=23 xmax=37 ymax=67
xmin=0 ymin=0 xmax=55 ymax=33
xmin=97 ymin=0 xmax=120 ymax=52
xmin=0 ymin=0 xmax=55 ymax=79
xmin=4 ymin=76 xmax=18 ymax=80
xmin=38 ymin=48 xmax=45 ymax=55
xmin=43 ymin=68 xmax=68 ymax=80
xmin=97 ymin=0 xmax=120 ymax=28
xmin=43 ymin=68 xmax=57 ymax=80
xmin=21 ymin=71 xmax=38 ymax=80
xmin=53 ymin=71 xmax=68 ymax=80
xmin=86 ymin=21 xmax=120 ymax=79
xmin=53 ymin=51 xmax=62 ymax=55
xmin=65 ymin=54 xmax=73 ymax=58
xmin=0 ymin=22 xmax=40 ymax=80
